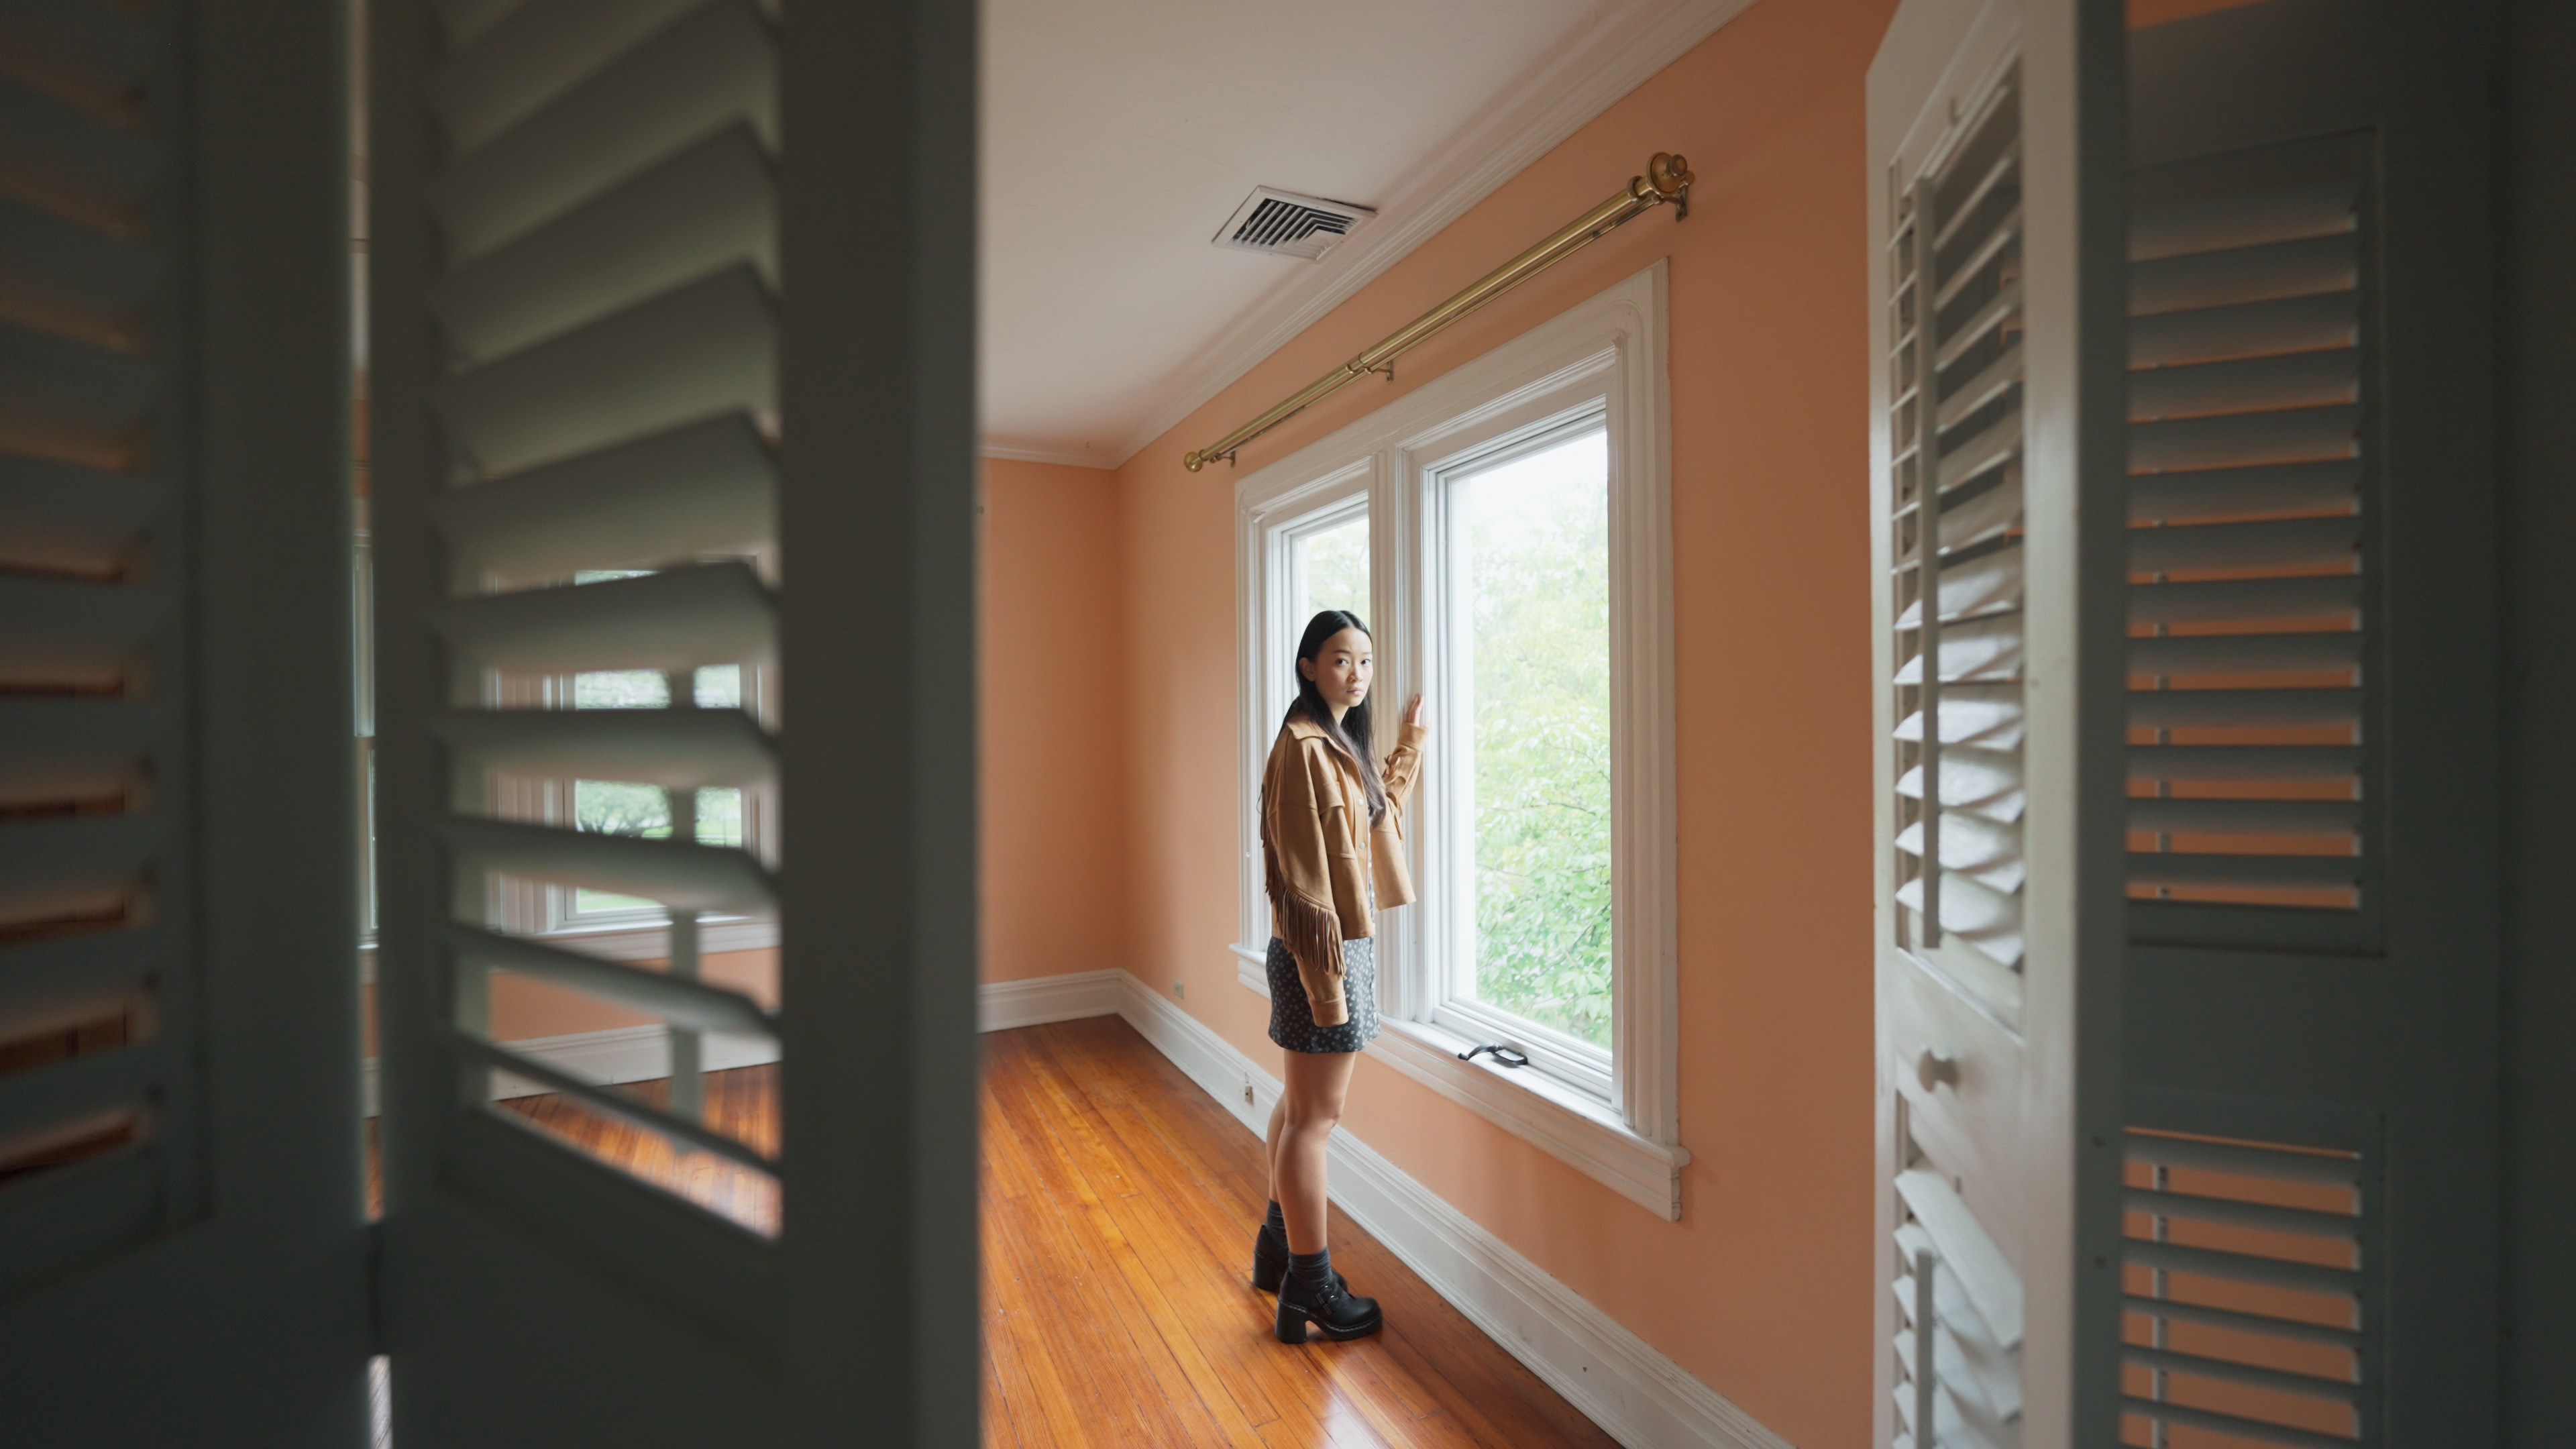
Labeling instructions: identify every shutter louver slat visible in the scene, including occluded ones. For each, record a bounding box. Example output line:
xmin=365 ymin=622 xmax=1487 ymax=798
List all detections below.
xmin=0 ymin=698 xmax=154 ymax=806
xmin=0 ymin=80 xmax=160 ymax=219
xmin=2128 ymin=516 xmax=2357 ymax=575
xmin=0 ymin=321 xmax=156 ymax=460
xmin=0 ymin=1 xmax=159 ymax=97
xmin=428 ymin=0 xmax=777 ymax=262
xmin=2127 ymin=798 xmax=2359 ymax=835
xmin=2128 ymin=350 xmax=2357 ymax=422
xmin=2128 ymin=745 xmax=2361 ymax=782
xmin=2127 ymin=688 xmax=2360 ymax=731
xmin=427 ymin=706 xmax=776 ymax=789
xmin=426 ymin=561 xmax=773 ymax=675
xmin=428 ymin=415 xmax=775 ymax=581
xmin=0 ymin=814 xmax=157 ymax=931
xmin=432 ymin=262 xmax=774 ymax=478
xmin=435 ymin=0 xmax=539 ymax=49
xmin=0 ymin=459 xmax=160 ymax=576
xmin=429 ymin=0 xmax=716 ymax=153
xmin=2128 ymin=631 xmax=2361 ymax=678
xmin=2129 ymin=574 xmax=2357 ymax=628
xmin=1895 ymin=684 xmax=2023 ymax=747
xmin=441 ymin=815 xmax=774 ymax=915
xmin=441 ymin=1030 xmax=773 ymax=1171
xmin=1936 ymin=473 xmax=2022 ymax=553
xmin=431 ymin=124 xmax=774 ymax=366
xmin=2131 ymin=234 xmax=2358 ymax=316
xmin=0 ymin=197 xmax=160 ymax=331
xmin=2131 ymin=292 xmax=2356 ymax=370
xmin=2129 ymin=459 xmax=2358 ymax=525
xmin=2129 ymin=404 xmax=2358 ymax=474
xmin=0 ymin=575 xmax=160 ymax=688
xmin=0 ymin=1042 xmax=163 ymax=1152
xmin=2129 ymin=180 xmax=2356 ymax=260
xmin=441 ymin=924 xmax=772 ymax=1036
xmin=1896 ymin=1167 xmax=2025 ymax=1348
xmin=2125 ymin=853 xmax=2363 ymax=892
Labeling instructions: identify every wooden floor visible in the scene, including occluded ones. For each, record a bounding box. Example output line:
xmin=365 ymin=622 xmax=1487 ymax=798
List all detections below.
xmin=981 ymin=1016 xmax=1614 ymax=1449
xmin=370 ymin=1016 xmax=1614 ymax=1448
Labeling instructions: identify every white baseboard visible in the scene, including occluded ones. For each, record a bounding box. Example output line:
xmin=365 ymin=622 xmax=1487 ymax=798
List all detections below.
xmin=359 ymin=1025 xmax=780 ymax=1119
xmin=1109 ymin=972 xmax=1789 ymax=1449
xmin=978 ymin=968 xmax=1124 ymax=1032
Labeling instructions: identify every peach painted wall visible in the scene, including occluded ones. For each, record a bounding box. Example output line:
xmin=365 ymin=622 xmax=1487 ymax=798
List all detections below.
xmin=979 ymin=458 xmax=1128 ymax=981
xmin=1108 ymin=2 xmax=1896 ymax=1442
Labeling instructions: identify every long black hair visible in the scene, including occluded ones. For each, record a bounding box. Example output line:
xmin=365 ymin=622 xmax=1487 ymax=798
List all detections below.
xmin=1288 ymin=609 xmax=1386 ymax=824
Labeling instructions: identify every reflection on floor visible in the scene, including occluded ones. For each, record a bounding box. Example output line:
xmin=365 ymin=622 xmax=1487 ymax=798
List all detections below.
xmin=985 ymin=1016 xmax=1614 ymax=1449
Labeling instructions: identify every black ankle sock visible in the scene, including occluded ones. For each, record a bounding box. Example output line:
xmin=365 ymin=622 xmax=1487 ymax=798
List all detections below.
xmin=1287 ymin=1248 xmax=1334 ymax=1291
xmin=1264 ymin=1201 xmax=1287 ymax=1236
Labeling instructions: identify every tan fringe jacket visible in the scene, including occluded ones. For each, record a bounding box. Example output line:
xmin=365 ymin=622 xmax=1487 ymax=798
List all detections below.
xmin=1260 ymin=710 xmax=1428 ymax=1027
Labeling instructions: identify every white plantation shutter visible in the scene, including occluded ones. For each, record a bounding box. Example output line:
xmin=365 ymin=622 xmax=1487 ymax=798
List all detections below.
xmin=2113 ymin=2 xmax=2504 ymax=1445
xmin=0 ymin=3 xmax=371 ymax=1442
xmin=1874 ymin=0 xmax=2132 ymax=1444
xmin=372 ymin=0 xmax=979 ymax=1440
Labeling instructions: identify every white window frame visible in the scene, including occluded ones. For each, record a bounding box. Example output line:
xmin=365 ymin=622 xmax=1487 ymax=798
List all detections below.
xmin=1232 ymin=263 xmax=1684 ymax=1217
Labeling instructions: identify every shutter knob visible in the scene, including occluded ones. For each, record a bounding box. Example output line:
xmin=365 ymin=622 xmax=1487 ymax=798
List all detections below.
xmin=1916 ymin=1047 xmax=1960 ymax=1093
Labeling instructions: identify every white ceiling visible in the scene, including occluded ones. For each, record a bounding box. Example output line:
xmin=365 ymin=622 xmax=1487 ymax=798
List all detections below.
xmin=977 ymin=0 xmax=1754 ymax=468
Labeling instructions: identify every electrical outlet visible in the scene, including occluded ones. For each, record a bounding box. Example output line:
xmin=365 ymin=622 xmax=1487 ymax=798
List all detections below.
xmin=1171 ymin=979 xmax=1185 ymax=1000
xmin=1242 ymin=1075 xmax=1254 ymax=1106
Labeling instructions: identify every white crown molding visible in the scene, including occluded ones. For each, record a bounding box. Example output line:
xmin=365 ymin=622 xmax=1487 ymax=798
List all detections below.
xmin=978 ymin=439 xmax=1118 ymax=470
xmin=1103 ymin=0 xmax=1759 ymax=470
xmin=1112 ymin=972 xmax=1788 ymax=1449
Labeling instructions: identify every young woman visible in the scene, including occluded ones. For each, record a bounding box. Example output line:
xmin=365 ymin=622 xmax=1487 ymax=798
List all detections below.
xmin=1250 ymin=609 xmax=1428 ymax=1344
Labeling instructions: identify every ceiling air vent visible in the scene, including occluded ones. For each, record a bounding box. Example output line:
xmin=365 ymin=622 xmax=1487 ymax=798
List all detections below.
xmin=1213 ymin=187 xmax=1376 ymax=262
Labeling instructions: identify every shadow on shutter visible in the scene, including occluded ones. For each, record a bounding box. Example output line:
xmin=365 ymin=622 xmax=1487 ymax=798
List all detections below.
xmin=0 ymin=0 xmax=193 ymax=1298
xmin=2125 ymin=133 xmax=2375 ymax=949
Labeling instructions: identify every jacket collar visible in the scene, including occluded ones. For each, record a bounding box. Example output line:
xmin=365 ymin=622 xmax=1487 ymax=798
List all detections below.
xmin=1283 ymin=709 xmax=1362 ymax=768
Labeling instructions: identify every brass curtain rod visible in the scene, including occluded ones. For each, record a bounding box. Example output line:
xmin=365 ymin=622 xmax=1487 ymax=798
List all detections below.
xmin=1183 ymin=152 xmax=1695 ymax=472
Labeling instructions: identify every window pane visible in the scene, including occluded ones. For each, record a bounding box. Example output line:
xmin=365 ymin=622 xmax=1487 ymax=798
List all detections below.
xmin=1459 ymin=430 xmax=1611 ymax=1047
xmin=1296 ymin=513 xmax=1370 ymax=629
xmin=571 ymin=784 xmax=743 ymax=914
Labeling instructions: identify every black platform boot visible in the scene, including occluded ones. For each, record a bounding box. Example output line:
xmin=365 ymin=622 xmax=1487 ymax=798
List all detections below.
xmin=1275 ymin=1248 xmax=1381 ymax=1343
xmin=1251 ymin=1201 xmax=1289 ymax=1291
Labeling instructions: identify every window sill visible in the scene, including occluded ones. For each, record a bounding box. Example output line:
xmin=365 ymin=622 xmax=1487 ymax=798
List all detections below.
xmin=541 ymin=917 xmax=780 ymax=962
xmin=1230 ymin=942 xmax=1270 ymax=997
xmin=1369 ymin=1016 xmax=1687 ymax=1220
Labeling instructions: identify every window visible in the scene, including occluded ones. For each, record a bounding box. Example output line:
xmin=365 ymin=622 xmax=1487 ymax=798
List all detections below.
xmin=1428 ymin=425 xmax=1615 ymax=1093
xmin=1234 ymin=265 xmax=1683 ymax=1216
xmin=481 ymin=566 xmax=780 ymax=945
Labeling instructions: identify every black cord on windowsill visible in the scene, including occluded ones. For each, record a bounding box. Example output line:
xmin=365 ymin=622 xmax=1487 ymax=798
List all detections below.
xmin=1457 ymin=1043 xmax=1530 ymax=1069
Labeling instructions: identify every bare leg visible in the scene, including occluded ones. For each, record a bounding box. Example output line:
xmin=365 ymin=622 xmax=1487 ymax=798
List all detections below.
xmin=1274 ymin=1049 xmax=1358 ymax=1256
xmin=1263 ymin=1092 xmax=1288 ymax=1205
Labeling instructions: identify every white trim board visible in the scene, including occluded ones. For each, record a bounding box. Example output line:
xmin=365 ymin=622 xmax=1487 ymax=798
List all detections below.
xmin=1104 ymin=0 xmax=1758 ymax=469
xmin=1110 ymin=973 xmax=1788 ymax=1449
xmin=978 ymin=968 xmax=1124 ymax=1032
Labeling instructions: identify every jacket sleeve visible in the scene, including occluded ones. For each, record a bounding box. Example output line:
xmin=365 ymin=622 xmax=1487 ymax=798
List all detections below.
xmin=1263 ymin=741 xmax=1350 ymax=1026
xmin=1381 ymin=719 xmax=1430 ymax=818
